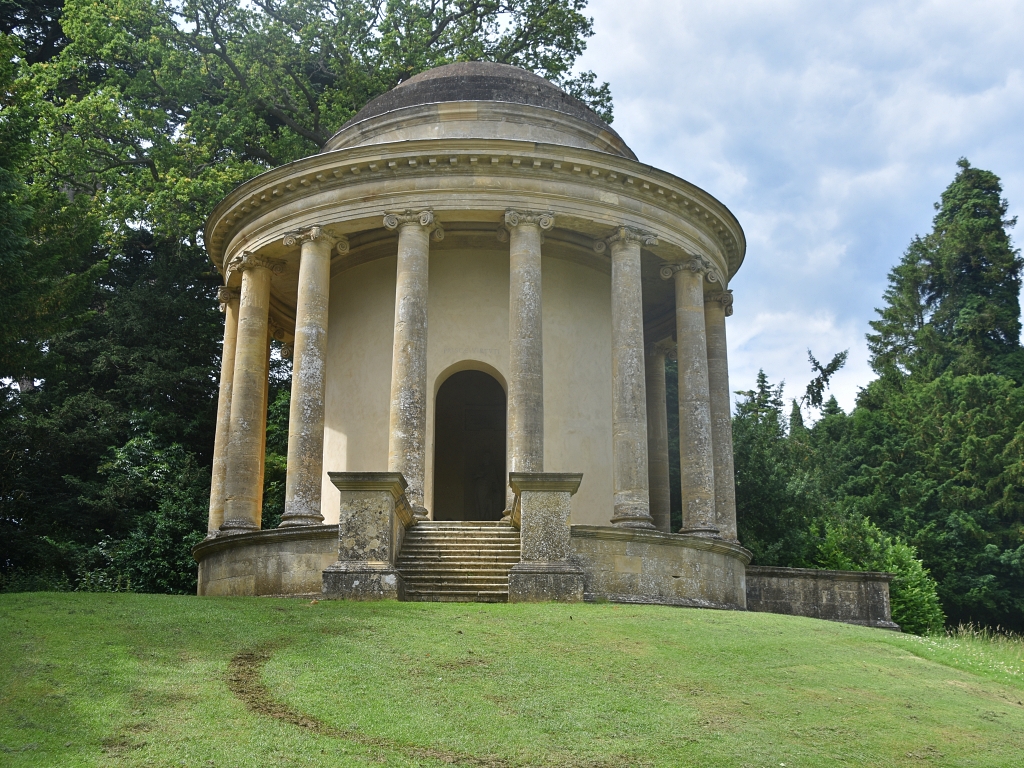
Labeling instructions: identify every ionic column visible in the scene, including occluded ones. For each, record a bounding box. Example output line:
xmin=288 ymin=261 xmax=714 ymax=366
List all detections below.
xmin=207 ymin=286 xmax=240 ymax=534
xmin=645 ymin=339 xmax=675 ymax=533
xmin=605 ymin=227 xmax=657 ymax=529
xmin=661 ymin=257 xmax=722 ymax=536
xmin=278 ymin=227 xmax=347 ymax=527
xmin=221 ymin=252 xmax=283 ymax=533
xmin=705 ymin=289 xmax=737 ymax=541
xmin=383 ymin=210 xmax=443 ymax=517
xmin=505 ymin=209 xmax=552 ymax=492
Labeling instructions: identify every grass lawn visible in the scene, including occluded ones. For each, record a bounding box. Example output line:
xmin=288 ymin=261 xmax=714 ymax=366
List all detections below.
xmin=1 ymin=593 xmax=1022 ymax=767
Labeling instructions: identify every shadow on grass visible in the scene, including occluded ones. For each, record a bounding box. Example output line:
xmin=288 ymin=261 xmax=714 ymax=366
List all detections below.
xmin=228 ymin=645 xmax=516 ymax=767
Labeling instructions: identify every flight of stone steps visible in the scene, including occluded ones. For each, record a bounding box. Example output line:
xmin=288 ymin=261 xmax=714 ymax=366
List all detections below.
xmin=396 ymin=520 xmax=521 ymax=602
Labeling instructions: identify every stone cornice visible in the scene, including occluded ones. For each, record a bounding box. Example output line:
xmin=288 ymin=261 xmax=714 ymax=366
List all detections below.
xmin=192 ymin=524 xmax=336 ymax=561
xmin=204 ymin=138 xmax=745 ymax=280
xmin=570 ymin=524 xmax=753 ymax=564
xmin=745 ymin=565 xmax=894 ymax=582
xmin=509 ymin=472 xmax=583 ymax=495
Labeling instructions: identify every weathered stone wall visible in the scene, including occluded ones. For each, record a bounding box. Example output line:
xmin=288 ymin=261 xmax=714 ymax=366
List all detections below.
xmin=194 ymin=526 xmax=337 ymax=596
xmin=745 ymin=566 xmax=900 ymax=630
xmin=569 ymin=525 xmax=750 ymax=610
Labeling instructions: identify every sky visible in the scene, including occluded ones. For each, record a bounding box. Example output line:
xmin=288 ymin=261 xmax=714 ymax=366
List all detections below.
xmin=576 ymin=0 xmax=1024 ymax=414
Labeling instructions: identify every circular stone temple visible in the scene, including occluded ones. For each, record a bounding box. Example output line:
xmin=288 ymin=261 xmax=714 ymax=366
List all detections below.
xmin=192 ymin=62 xmax=896 ymax=627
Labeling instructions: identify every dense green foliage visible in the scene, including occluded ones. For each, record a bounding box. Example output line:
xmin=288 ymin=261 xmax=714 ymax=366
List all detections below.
xmin=734 ymin=160 xmax=1024 ymax=632
xmin=0 ymin=0 xmax=609 ymax=593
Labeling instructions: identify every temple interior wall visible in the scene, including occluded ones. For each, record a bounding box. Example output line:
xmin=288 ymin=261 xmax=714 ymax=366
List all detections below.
xmin=320 ymin=244 xmax=615 ymax=526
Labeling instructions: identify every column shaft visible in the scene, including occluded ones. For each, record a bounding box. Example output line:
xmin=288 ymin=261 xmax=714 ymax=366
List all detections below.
xmin=645 ymin=345 xmax=672 ymax=533
xmin=670 ymin=262 xmax=718 ymax=535
xmin=705 ymin=292 xmax=737 ymax=540
xmin=609 ymin=230 xmax=655 ymax=528
xmin=506 ymin=212 xmax=548 ymax=479
xmin=281 ymin=232 xmax=336 ymax=527
xmin=207 ymin=288 xmax=240 ymax=533
xmin=385 ymin=212 xmax=437 ymax=514
xmin=256 ymin=334 xmax=270 ymax=528
xmin=222 ymin=256 xmax=277 ymax=533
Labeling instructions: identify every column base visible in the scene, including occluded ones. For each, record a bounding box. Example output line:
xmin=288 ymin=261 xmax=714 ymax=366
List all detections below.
xmin=411 ymin=506 xmax=430 ymax=523
xmin=610 ymin=502 xmax=656 ymax=529
xmin=678 ymin=526 xmax=721 ymax=538
xmin=322 ymin=561 xmax=405 ymax=600
xmin=278 ymin=514 xmax=325 ymax=528
xmin=508 ymin=562 xmax=584 ymax=603
xmin=219 ymin=519 xmax=260 ymax=535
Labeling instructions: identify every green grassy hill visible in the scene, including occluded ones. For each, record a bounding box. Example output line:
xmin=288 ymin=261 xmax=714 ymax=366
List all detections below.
xmin=2 ymin=594 xmax=1022 ymax=767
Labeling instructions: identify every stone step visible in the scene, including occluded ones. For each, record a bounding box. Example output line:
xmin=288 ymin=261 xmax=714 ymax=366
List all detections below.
xmin=397 ymin=519 xmax=520 ymax=604
xmin=400 ymin=569 xmax=514 ymax=579
xmin=403 ymin=593 xmax=507 ymax=606
xmin=397 ymin=560 xmax=519 ymax=568
xmin=413 ymin=524 xmax=509 ymax=528
xmin=403 ymin=536 xmax=520 ymax=540
xmin=395 ymin=548 xmax=520 ymax=552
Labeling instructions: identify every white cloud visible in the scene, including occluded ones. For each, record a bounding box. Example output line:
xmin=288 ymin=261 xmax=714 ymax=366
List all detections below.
xmin=579 ymin=0 xmax=1024 ymax=411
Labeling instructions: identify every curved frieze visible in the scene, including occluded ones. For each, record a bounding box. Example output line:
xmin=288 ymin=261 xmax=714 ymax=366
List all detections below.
xmin=204 ymin=139 xmax=744 ymax=281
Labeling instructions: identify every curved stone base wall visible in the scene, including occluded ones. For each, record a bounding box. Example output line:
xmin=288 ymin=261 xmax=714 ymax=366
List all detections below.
xmin=569 ymin=525 xmax=751 ymax=611
xmin=194 ymin=526 xmax=337 ymax=596
xmin=745 ymin=566 xmax=900 ymax=630
xmin=193 ymin=527 xmax=897 ymax=632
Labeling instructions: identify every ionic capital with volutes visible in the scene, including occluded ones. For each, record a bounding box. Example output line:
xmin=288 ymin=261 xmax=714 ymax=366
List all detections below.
xmin=217 ymin=286 xmax=241 ymax=313
xmin=268 ymin=316 xmax=291 ymax=343
xmin=593 ymin=226 xmax=659 ymax=254
xmin=659 ymin=255 xmax=724 ymax=286
xmin=505 ymin=209 xmax=555 ymax=230
xmin=227 ymin=251 xmax=286 ymax=276
xmin=282 ymin=225 xmax=349 ymax=254
xmin=707 ymin=289 xmax=734 ymax=317
xmin=647 ymin=337 xmax=677 ymax=360
xmin=383 ymin=210 xmax=444 ymax=241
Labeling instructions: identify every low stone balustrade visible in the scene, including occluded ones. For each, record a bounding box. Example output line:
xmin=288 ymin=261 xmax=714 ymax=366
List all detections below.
xmin=321 ymin=472 xmax=417 ymax=600
xmin=507 ymin=472 xmax=585 ymax=602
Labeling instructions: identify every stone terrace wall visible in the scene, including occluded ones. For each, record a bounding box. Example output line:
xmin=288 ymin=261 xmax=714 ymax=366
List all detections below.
xmin=569 ymin=525 xmax=750 ymax=610
xmin=746 ymin=566 xmax=900 ymax=630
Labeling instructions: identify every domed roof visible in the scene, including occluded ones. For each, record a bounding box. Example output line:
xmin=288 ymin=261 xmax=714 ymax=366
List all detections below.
xmin=324 ymin=61 xmax=635 ymax=159
xmin=345 ymin=61 xmax=611 ymax=132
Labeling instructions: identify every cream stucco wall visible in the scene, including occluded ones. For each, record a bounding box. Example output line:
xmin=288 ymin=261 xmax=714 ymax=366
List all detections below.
xmin=541 ymin=257 xmax=614 ymax=525
xmin=321 ymin=256 xmax=397 ymax=523
xmin=320 ymin=240 xmax=615 ymax=526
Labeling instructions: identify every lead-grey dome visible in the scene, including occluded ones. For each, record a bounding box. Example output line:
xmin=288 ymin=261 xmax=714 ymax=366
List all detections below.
xmin=348 ymin=62 xmax=609 ymax=131
xmin=323 ymin=61 xmax=635 ymax=159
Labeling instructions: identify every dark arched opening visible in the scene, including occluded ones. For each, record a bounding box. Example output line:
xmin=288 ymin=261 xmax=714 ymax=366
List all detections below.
xmin=432 ymin=370 xmax=507 ymax=521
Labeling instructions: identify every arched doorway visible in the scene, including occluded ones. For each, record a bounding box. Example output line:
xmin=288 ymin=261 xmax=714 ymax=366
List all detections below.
xmin=433 ymin=370 xmax=507 ymax=521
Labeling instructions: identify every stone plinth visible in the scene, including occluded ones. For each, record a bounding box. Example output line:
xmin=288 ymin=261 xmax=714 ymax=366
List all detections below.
xmin=322 ymin=472 xmax=415 ymax=600
xmin=508 ymin=472 xmax=584 ymax=602
xmin=570 ymin=525 xmax=750 ymax=610
xmin=193 ymin=525 xmax=337 ymax=596
xmin=745 ymin=566 xmax=900 ymax=630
